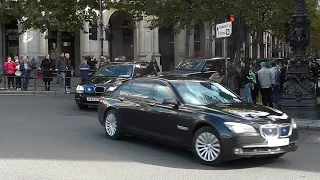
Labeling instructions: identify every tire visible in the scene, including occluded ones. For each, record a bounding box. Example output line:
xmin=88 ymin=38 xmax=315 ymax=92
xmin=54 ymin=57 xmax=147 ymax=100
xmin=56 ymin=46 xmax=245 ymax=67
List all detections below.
xmin=192 ymin=126 xmax=224 ymax=166
xmin=104 ymin=109 xmax=122 ymax=140
xmin=78 ymin=104 xmax=88 ymax=109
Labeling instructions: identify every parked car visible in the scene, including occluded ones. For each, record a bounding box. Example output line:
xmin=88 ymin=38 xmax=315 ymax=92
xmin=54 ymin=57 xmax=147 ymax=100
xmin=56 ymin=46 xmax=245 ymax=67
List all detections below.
xmin=97 ymin=76 xmax=298 ymax=166
xmin=75 ymin=61 xmax=158 ymax=109
xmin=160 ymin=57 xmax=229 ymax=79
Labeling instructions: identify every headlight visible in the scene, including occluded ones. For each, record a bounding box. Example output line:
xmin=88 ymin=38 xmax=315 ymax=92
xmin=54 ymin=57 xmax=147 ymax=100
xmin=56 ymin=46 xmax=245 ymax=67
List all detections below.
xmin=291 ymin=119 xmax=297 ymax=129
xmin=106 ymin=86 xmax=117 ymax=92
xmin=224 ymin=122 xmax=257 ymax=133
xmin=76 ymin=85 xmax=84 ymax=93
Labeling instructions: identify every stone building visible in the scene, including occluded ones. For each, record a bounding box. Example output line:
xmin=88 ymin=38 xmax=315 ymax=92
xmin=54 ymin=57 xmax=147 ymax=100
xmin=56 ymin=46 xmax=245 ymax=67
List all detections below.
xmin=0 ymin=10 xmax=291 ymax=72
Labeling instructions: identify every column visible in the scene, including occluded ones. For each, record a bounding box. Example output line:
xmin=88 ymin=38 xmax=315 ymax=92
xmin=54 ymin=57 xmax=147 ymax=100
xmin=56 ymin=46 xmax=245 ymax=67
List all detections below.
xmin=39 ymin=31 xmax=47 ymax=58
xmin=19 ymin=30 xmax=28 ymax=57
xmin=249 ymin=34 xmax=253 ymax=59
xmin=153 ymin=27 xmax=162 ymax=71
xmin=82 ymin=22 xmax=90 ymax=55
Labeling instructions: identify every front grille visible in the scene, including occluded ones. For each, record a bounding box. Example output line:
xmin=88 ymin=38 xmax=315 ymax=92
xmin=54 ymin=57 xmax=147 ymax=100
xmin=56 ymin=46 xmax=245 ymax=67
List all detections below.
xmin=260 ymin=123 xmax=292 ymax=139
xmin=95 ymin=86 xmax=106 ymax=93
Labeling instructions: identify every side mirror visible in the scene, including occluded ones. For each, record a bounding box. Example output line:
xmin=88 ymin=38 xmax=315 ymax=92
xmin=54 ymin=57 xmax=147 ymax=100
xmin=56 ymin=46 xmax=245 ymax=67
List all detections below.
xmin=163 ymin=98 xmax=180 ymax=107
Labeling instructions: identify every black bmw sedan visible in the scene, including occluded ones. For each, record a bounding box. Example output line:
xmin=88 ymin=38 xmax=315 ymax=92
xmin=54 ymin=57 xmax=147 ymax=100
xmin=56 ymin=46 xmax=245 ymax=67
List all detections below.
xmin=97 ymin=76 xmax=298 ymax=166
xmin=75 ymin=61 xmax=158 ymax=109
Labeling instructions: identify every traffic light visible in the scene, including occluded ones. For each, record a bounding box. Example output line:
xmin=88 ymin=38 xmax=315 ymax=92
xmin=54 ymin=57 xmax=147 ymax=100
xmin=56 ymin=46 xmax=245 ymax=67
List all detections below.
xmin=89 ymin=22 xmax=98 ymax=40
xmin=229 ymin=15 xmax=235 ymax=23
xmin=105 ymin=27 xmax=113 ymax=41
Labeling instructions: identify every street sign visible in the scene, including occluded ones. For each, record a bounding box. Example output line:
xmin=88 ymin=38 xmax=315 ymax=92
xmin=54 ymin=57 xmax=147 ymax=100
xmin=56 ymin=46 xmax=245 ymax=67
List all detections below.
xmin=216 ymin=22 xmax=232 ymax=38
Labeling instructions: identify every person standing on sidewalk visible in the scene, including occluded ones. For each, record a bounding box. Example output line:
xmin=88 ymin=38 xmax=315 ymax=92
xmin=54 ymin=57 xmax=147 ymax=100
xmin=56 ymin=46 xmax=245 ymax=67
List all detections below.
xmin=64 ymin=53 xmax=73 ymax=91
xmin=79 ymin=60 xmax=90 ymax=82
xmin=55 ymin=52 xmax=67 ymax=92
xmin=257 ymin=62 xmax=274 ymax=107
xmin=20 ymin=56 xmax=31 ymax=91
xmin=14 ymin=59 xmax=22 ymax=90
xmin=241 ymin=60 xmax=252 ymax=103
xmin=40 ymin=55 xmax=53 ymax=91
xmin=4 ymin=56 xmax=16 ymax=90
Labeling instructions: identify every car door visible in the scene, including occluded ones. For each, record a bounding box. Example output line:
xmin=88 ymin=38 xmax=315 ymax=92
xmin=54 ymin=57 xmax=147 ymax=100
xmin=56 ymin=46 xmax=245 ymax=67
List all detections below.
xmin=123 ymin=79 xmax=155 ymax=135
xmin=145 ymin=81 xmax=193 ymax=144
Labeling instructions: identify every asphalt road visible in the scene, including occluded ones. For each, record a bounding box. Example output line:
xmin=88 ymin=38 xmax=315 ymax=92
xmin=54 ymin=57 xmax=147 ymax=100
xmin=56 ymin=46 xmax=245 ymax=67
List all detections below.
xmin=0 ymin=95 xmax=320 ymax=180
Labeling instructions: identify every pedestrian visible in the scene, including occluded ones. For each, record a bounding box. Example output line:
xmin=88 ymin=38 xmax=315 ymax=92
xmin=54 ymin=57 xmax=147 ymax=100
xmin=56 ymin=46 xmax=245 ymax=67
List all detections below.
xmin=55 ymin=52 xmax=67 ymax=92
xmin=79 ymin=60 xmax=90 ymax=82
xmin=257 ymin=62 xmax=274 ymax=107
xmin=250 ymin=68 xmax=260 ymax=104
xmin=14 ymin=59 xmax=22 ymax=90
xmin=209 ymin=66 xmax=223 ymax=84
xmin=224 ymin=61 xmax=241 ymax=96
xmin=85 ymin=53 xmax=97 ymax=71
xmin=234 ymin=60 xmax=242 ymax=96
xmin=20 ymin=56 xmax=31 ymax=91
xmin=241 ymin=60 xmax=252 ymax=103
xmin=4 ymin=56 xmax=16 ymax=89
xmin=40 ymin=55 xmax=53 ymax=91
xmin=64 ymin=53 xmax=73 ymax=91
xmin=270 ymin=62 xmax=281 ymax=108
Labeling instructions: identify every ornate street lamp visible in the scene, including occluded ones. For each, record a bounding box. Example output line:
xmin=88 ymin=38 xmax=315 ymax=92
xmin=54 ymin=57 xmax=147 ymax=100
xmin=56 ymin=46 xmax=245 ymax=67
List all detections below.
xmin=280 ymin=0 xmax=317 ymax=107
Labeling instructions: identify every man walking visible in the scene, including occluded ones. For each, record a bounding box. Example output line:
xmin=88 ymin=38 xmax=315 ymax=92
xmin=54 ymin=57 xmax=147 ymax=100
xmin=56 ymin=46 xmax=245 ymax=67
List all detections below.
xmin=241 ymin=60 xmax=252 ymax=103
xmin=270 ymin=62 xmax=281 ymax=107
xmin=257 ymin=62 xmax=274 ymax=107
xmin=55 ymin=52 xmax=67 ymax=92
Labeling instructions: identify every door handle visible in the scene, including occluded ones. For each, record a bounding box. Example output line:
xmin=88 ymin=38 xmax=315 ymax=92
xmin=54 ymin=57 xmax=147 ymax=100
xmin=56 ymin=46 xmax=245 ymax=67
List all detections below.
xmin=148 ymin=102 xmax=155 ymax=106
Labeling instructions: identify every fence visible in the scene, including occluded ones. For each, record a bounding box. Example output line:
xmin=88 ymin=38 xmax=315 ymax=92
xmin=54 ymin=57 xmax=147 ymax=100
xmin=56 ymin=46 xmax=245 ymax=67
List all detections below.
xmin=0 ymin=70 xmax=93 ymax=92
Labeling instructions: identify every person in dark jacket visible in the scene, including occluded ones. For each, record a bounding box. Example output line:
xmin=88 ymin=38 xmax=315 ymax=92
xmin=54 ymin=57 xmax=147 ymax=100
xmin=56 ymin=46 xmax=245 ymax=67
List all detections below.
xmin=20 ymin=56 xmax=31 ymax=91
xmin=40 ymin=55 xmax=53 ymax=91
xmin=55 ymin=52 xmax=67 ymax=92
xmin=79 ymin=60 xmax=90 ymax=82
xmin=224 ymin=61 xmax=240 ymax=95
xmin=64 ymin=53 xmax=73 ymax=91
xmin=241 ymin=60 xmax=252 ymax=103
xmin=85 ymin=53 xmax=97 ymax=71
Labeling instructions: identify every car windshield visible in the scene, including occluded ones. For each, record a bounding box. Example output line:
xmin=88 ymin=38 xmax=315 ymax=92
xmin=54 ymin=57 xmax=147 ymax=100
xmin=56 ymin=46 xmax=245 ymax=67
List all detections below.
xmin=175 ymin=59 xmax=205 ymax=71
xmin=171 ymin=81 xmax=242 ymax=105
xmin=93 ymin=64 xmax=133 ymax=78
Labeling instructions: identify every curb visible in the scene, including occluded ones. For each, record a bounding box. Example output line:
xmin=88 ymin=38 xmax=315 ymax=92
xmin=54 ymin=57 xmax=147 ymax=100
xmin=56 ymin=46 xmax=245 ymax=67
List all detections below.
xmin=0 ymin=91 xmax=76 ymax=95
xmin=295 ymin=119 xmax=320 ymax=131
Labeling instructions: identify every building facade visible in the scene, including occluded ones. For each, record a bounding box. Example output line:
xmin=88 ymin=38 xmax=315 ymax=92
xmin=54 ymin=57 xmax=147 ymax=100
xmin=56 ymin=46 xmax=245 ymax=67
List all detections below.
xmin=1 ymin=9 xmax=291 ymax=72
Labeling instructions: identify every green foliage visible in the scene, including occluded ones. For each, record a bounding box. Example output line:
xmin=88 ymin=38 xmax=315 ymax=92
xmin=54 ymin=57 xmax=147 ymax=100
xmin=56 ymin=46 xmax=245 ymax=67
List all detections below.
xmin=0 ymin=0 xmax=24 ymax=24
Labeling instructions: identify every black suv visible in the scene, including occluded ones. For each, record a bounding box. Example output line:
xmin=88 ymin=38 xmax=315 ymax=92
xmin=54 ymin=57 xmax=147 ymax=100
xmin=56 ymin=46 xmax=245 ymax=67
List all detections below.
xmin=75 ymin=61 xmax=158 ymax=109
xmin=160 ymin=57 xmax=228 ymax=79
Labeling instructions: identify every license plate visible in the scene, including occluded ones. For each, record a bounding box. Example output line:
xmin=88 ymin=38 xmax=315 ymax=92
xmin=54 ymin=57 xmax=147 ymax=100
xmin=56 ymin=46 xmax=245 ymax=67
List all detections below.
xmin=268 ymin=138 xmax=289 ymax=147
xmin=87 ymin=97 xmax=99 ymax=102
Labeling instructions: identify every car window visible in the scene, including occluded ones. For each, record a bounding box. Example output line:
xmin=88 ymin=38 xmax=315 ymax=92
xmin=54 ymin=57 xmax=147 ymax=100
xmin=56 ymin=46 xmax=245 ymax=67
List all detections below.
xmin=119 ymin=82 xmax=132 ymax=96
xmin=204 ymin=60 xmax=224 ymax=71
xmin=134 ymin=63 xmax=154 ymax=77
xmin=129 ymin=80 xmax=153 ymax=99
xmin=175 ymin=59 xmax=205 ymax=71
xmin=171 ymin=81 xmax=242 ymax=105
xmin=152 ymin=82 xmax=175 ymax=102
xmin=93 ymin=64 xmax=133 ymax=78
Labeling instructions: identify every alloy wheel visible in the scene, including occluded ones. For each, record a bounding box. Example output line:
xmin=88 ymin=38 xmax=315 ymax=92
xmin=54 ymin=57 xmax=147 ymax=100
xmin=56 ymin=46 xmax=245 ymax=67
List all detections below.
xmin=195 ymin=132 xmax=221 ymax=162
xmin=105 ymin=112 xmax=117 ymax=137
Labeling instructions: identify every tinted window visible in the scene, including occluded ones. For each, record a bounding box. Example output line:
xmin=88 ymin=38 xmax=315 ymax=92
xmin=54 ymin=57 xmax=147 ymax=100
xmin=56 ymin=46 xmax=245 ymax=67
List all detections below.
xmin=93 ymin=64 xmax=133 ymax=78
xmin=171 ymin=81 xmax=242 ymax=105
xmin=129 ymin=81 xmax=153 ymax=99
xmin=134 ymin=63 xmax=154 ymax=77
xmin=119 ymin=82 xmax=131 ymax=96
xmin=205 ymin=60 xmax=224 ymax=71
xmin=175 ymin=59 xmax=205 ymax=71
xmin=153 ymin=82 xmax=175 ymax=102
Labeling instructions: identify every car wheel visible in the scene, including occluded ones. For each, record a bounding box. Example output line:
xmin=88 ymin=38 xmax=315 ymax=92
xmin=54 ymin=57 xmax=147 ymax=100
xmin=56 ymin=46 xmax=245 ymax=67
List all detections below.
xmin=78 ymin=104 xmax=88 ymax=109
xmin=104 ymin=109 xmax=122 ymax=140
xmin=192 ymin=126 xmax=223 ymax=166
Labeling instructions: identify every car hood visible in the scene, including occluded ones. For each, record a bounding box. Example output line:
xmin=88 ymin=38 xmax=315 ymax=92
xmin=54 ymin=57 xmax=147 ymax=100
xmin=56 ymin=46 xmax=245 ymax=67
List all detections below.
xmin=199 ymin=103 xmax=289 ymax=123
xmin=159 ymin=70 xmax=198 ymax=77
xmin=80 ymin=76 xmax=130 ymax=86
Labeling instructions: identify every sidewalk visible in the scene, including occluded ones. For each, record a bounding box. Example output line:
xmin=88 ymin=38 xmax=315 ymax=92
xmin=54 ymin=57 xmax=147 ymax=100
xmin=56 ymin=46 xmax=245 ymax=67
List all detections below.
xmin=295 ymin=119 xmax=320 ymax=130
xmin=0 ymin=76 xmax=81 ymax=92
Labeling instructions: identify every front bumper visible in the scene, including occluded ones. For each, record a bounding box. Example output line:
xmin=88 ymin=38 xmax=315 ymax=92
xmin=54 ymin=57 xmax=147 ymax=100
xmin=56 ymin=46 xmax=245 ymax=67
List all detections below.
xmin=75 ymin=93 xmax=100 ymax=106
xmin=221 ymin=129 xmax=298 ymax=160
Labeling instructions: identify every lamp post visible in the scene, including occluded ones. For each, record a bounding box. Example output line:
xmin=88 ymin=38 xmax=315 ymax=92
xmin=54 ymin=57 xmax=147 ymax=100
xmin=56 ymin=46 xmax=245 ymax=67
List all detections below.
xmin=99 ymin=0 xmax=104 ymax=57
xmin=280 ymin=0 xmax=317 ymax=107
